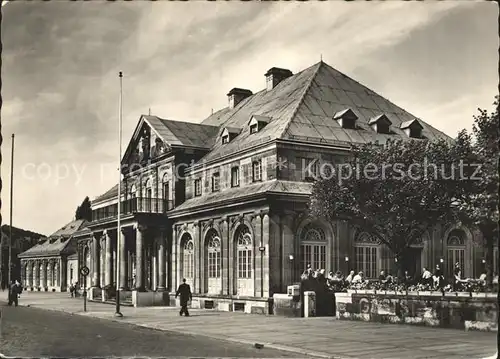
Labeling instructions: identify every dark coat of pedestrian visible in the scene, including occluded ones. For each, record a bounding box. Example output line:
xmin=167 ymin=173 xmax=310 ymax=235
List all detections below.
xmin=175 ymin=278 xmax=192 ymax=316
xmin=8 ymin=280 xmax=21 ymax=306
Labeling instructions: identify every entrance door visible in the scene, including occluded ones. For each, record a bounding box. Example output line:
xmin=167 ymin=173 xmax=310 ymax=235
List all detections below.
xmin=405 ymin=248 xmax=423 ymax=278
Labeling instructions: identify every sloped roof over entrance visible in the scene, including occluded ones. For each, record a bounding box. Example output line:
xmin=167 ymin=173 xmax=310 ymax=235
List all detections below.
xmin=199 ymin=61 xmax=450 ymax=163
xmin=19 ymin=219 xmax=88 ymax=258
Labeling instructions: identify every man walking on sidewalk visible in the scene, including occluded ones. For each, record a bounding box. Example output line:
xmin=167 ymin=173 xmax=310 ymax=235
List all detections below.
xmin=175 ymin=278 xmax=192 ymax=317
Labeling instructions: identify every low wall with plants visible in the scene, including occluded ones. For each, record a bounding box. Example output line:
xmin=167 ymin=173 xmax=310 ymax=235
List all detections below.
xmin=335 ymin=290 xmax=498 ymax=332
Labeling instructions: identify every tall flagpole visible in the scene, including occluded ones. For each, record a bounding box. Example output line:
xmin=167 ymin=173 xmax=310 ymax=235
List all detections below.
xmin=115 ymin=72 xmax=123 ymax=318
xmin=8 ymin=134 xmax=14 ymax=284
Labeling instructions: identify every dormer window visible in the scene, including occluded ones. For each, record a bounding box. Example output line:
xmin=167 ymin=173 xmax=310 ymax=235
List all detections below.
xmin=400 ymin=119 xmax=424 ymax=139
xmin=333 ymin=108 xmax=358 ymax=129
xmin=369 ymin=114 xmax=392 ymax=134
xmin=221 ymin=127 xmax=241 ymax=144
xmin=248 ymin=115 xmax=271 ymax=134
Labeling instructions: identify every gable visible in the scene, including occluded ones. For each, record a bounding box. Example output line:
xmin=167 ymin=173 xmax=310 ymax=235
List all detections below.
xmin=122 ymin=116 xmax=171 ymax=168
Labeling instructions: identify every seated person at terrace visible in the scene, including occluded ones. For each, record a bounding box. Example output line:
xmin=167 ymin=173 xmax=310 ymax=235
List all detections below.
xmin=345 ymin=270 xmax=355 ymax=284
xmin=352 ymin=271 xmax=365 ymax=284
xmin=421 ymin=267 xmax=433 ymax=285
xmin=378 ymin=270 xmax=386 ymax=281
xmin=453 ymin=270 xmax=469 ymax=291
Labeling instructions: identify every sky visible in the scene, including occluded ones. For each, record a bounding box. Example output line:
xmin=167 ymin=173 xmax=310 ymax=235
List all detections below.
xmin=0 ymin=1 xmax=498 ymax=235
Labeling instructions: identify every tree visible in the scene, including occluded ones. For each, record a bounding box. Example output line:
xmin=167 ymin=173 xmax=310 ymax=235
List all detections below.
xmin=310 ymin=136 xmax=469 ymax=277
xmin=455 ymin=97 xmax=499 ymax=287
xmin=75 ymin=196 xmax=92 ymax=221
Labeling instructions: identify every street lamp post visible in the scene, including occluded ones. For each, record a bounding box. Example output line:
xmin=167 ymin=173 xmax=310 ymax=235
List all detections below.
xmin=115 ymin=72 xmax=123 ymax=318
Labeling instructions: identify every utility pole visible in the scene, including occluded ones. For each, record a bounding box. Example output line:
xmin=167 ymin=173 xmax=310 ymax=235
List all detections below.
xmin=115 ymin=72 xmax=123 ymax=318
xmin=8 ymin=134 xmax=14 ymax=284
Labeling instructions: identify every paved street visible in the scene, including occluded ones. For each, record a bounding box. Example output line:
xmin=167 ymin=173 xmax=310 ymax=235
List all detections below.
xmin=0 ymin=300 xmax=303 ymax=358
xmin=4 ymin=291 xmax=498 ymax=359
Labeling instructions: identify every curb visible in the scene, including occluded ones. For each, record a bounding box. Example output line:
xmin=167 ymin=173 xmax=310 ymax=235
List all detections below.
xmin=17 ymin=303 xmax=352 ymax=359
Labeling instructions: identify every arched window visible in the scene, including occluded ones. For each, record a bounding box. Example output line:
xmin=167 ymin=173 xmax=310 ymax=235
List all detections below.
xmin=130 ymin=184 xmax=137 ymax=198
xmin=299 ymin=223 xmax=327 ymax=272
xmin=236 ymin=225 xmax=252 ymax=279
xmin=206 ymin=230 xmax=221 ymax=278
xmin=447 ymin=229 xmax=465 ymax=278
xmin=354 ymin=232 xmax=378 ymax=279
xmin=181 ymin=234 xmax=194 ymax=283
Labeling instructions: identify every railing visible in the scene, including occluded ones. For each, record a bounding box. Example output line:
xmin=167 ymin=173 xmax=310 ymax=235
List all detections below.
xmin=91 ymin=197 xmax=174 ymax=222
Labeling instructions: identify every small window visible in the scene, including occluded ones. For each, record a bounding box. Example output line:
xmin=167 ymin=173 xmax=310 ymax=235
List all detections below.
xmin=250 ymin=124 xmax=258 ymax=134
xmin=231 ymin=167 xmax=240 ymax=187
xmin=222 ymin=135 xmax=229 ymax=144
xmin=212 ymin=173 xmax=220 ymax=192
xmin=252 ymin=161 xmax=262 ymax=182
xmin=194 ymin=179 xmax=202 ymax=197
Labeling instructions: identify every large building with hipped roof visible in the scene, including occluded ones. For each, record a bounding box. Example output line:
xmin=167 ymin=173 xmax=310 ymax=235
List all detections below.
xmin=75 ymin=61 xmax=496 ymax=312
xmin=19 ymin=219 xmax=88 ymax=292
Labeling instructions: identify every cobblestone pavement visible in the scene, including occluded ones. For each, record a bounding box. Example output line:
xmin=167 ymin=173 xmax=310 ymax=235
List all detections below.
xmin=0 ymin=301 xmax=304 ymax=358
xmin=6 ymin=291 xmax=498 ymax=359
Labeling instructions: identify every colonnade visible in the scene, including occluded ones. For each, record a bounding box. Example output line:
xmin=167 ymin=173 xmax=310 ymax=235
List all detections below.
xmin=21 ymin=258 xmax=61 ymax=290
xmin=89 ymin=224 xmax=169 ymax=292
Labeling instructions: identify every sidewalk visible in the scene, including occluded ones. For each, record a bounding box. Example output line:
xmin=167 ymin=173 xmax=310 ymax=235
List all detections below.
xmin=13 ymin=292 xmax=498 ymax=359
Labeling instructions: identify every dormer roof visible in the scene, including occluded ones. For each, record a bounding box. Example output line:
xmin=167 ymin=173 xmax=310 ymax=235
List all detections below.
xmin=248 ymin=115 xmax=271 ymax=126
xmin=400 ymin=119 xmax=424 ymax=129
xmin=369 ymin=114 xmax=392 ymax=126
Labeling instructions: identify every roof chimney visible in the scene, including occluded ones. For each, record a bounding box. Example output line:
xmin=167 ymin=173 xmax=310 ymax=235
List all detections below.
xmin=265 ymin=67 xmax=293 ymax=91
xmin=227 ymin=88 xmax=253 ymax=109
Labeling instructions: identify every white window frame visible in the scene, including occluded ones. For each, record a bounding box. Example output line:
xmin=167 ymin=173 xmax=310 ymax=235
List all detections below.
xmin=252 ymin=161 xmax=262 ymax=182
xmin=231 ymin=166 xmax=240 ymax=187
xmin=194 ymin=179 xmax=202 ymax=197
xmin=207 ymin=233 xmax=221 ymax=278
xmin=237 ymin=227 xmax=252 ymax=279
xmin=354 ymin=232 xmax=379 ymax=279
xmin=299 ymin=223 xmax=327 ymax=272
xmin=212 ymin=173 xmax=220 ymax=192
xmin=183 ymin=238 xmax=194 ymax=280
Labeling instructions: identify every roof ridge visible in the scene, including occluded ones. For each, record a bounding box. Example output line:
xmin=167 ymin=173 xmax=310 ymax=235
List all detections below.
xmin=279 ymin=62 xmax=323 ymax=139
xmin=320 ymin=63 xmax=452 ymax=139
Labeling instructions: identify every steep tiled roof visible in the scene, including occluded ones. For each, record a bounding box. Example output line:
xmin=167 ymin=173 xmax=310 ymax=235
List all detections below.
xmin=199 ymin=61 xmax=450 ymax=163
xmin=169 ymin=180 xmax=312 ymax=216
xmin=144 ymin=115 xmax=219 ymax=149
xmin=92 ymin=183 xmax=126 ymax=204
xmin=19 ymin=219 xmax=88 ymax=258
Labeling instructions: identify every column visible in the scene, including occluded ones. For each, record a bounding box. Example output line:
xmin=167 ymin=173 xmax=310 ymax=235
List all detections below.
xmin=104 ymin=230 xmax=112 ymax=287
xmin=92 ymin=233 xmax=101 ymax=288
xmin=261 ymin=210 xmax=270 ymax=298
xmin=157 ymin=229 xmax=166 ymax=291
xmin=254 ymin=214 xmax=262 ymax=297
xmin=119 ymin=228 xmax=127 ymax=290
xmin=34 ymin=261 xmax=39 ymax=288
xmin=220 ymin=217 xmax=229 ymax=295
xmin=135 ymin=224 xmax=145 ymax=291
xmin=41 ymin=260 xmax=47 ymax=289
xmin=100 ymin=237 xmax=106 ymax=287
xmin=193 ymin=221 xmax=200 ymax=293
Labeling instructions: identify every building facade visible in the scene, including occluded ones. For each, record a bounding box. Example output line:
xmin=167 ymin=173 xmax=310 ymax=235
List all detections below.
xmin=19 ymin=219 xmax=88 ymax=292
xmin=80 ymin=61 xmax=497 ymax=311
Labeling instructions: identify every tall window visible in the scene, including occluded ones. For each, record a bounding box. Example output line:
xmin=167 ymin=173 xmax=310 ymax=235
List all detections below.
xmin=301 ymin=158 xmax=319 ymax=181
xmin=182 ymin=235 xmax=194 ymax=281
xmin=236 ymin=225 xmax=252 ymax=279
xmin=231 ymin=167 xmax=240 ymax=187
xmin=194 ymin=179 xmax=202 ymax=196
xmin=162 ymin=175 xmax=170 ymax=210
xmin=300 ymin=223 xmax=327 ymax=271
xmin=447 ymin=230 xmax=465 ymax=278
xmin=144 ymin=179 xmax=152 ymax=211
xmin=252 ymin=160 xmax=262 ymax=182
xmin=354 ymin=232 xmax=378 ymax=279
xmin=129 ymin=184 xmax=137 ymax=198
xmin=494 ymin=246 xmax=499 ymax=275
xmin=206 ymin=231 xmax=221 ymax=278
xmin=212 ymin=172 xmax=220 ymax=192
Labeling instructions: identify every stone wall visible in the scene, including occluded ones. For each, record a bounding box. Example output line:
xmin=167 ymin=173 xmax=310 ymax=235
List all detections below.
xmin=335 ymin=290 xmax=498 ymax=332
